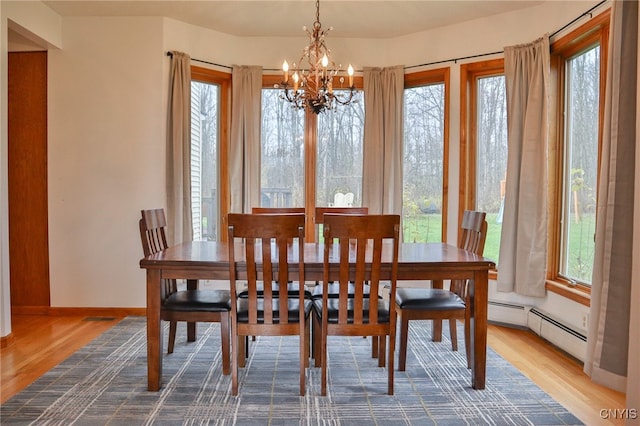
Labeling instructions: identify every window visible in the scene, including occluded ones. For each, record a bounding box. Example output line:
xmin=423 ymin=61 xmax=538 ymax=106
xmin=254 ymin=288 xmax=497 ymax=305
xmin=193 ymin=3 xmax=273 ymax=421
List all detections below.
xmin=403 ymin=69 xmax=449 ymax=242
xmin=316 ymin=93 xmax=365 ymax=207
xmin=260 ymin=89 xmax=305 ymax=207
xmin=261 ymin=75 xmax=364 ymax=241
xmin=460 ymin=59 xmax=505 ymax=266
xmin=550 ymin=11 xmax=609 ymax=289
xmin=475 ymin=75 xmax=507 ymax=263
xmin=560 ymin=46 xmax=600 ymax=284
xmin=190 ymin=66 xmax=230 ymax=241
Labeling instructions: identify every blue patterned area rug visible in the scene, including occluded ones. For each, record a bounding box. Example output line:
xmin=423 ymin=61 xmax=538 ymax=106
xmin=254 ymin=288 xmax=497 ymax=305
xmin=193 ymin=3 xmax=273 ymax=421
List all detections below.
xmin=1 ymin=317 xmax=582 ymax=425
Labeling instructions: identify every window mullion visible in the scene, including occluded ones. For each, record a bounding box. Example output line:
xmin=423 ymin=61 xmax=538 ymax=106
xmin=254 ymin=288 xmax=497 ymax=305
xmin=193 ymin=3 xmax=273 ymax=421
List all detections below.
xmin=305 ymin=110 xmax=317 ymax=241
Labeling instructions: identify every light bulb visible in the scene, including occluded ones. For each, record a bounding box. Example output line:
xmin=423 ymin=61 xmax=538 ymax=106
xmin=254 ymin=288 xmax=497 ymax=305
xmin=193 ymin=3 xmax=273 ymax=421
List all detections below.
xmin=283 ymin=60 xmax=289 ymax=83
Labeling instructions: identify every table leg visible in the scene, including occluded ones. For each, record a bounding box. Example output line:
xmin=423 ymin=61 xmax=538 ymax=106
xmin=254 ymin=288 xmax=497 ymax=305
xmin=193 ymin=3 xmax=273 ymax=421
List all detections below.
xmin=469 ymin=270 xmax=488 ymax=390
xmin=186 ymin=279 xmax=197 ymax=342
xmin=431 ymin=279 xmax=443 ymax=341
xmin=146 ymin=269 xmax=163 ymax=391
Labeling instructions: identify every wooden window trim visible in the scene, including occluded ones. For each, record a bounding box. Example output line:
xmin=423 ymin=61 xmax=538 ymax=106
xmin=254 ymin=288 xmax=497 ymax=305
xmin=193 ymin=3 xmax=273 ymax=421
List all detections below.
xmin=546 ymin=279 xmax=591 ymax=306
xmin=404 ymin=68 xmax=450 ymax=242
xmin=191 ymin=66 xmax=232 ymax=241
xmin=459 ymin=58 xmax=504 ymax=259
xmin=547 ymin=10 xmax=610 ymax=296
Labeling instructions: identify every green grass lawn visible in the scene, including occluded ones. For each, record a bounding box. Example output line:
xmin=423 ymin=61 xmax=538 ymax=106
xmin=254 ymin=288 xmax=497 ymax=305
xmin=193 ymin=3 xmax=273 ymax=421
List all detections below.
xmin=402 ymin=212 xmax=595 ymax=282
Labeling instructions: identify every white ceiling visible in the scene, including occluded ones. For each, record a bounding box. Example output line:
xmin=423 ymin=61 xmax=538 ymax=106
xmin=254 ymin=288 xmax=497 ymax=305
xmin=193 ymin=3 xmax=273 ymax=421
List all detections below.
xmin=41 ymin=0 xmax=545 ymax=39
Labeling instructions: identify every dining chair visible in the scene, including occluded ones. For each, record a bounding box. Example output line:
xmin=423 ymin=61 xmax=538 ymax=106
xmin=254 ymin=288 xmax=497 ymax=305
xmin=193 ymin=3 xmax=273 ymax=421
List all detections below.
xmin=139 ymin=208 xmax=231 ymax=375
xmin=395 ymin=210 xmax=487 ymax=371
xmin=248 ymin=207 xmax=311 ymax=301
xmin=227 ymin=213 xmax=312 ymax=396
xmin=313 ymin=206 xmax=369 ymax=240
xmin=240 ymin=207 xmax=310 ymax=362
xmin=311 ymin=207 xmax=377 ymax=354
xmin=312 ymin=207 xmax=370 ymax=298
xmin=312 ymin=214 xmax=400 ymax=396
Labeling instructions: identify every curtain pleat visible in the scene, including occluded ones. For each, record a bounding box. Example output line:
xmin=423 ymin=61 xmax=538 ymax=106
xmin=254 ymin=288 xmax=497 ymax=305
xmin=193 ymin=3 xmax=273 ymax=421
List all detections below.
xmin=584 ymin=0 xmax=637 ymax=394
xmin=496 ymin=36 xmax=550 ymax=297
xmin=229 ymin=66 xmax=262 ymax=213
xmin=166 ymin=51 xmax=193 ymax=244
xmin=362 ymin=66 xmax=404 ymax=215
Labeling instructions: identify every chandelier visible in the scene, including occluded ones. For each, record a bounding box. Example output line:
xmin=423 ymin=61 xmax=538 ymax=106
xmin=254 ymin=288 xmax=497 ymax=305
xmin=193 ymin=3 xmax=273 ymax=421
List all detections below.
xmin=277 ymin=0 xmax=356 ymax=114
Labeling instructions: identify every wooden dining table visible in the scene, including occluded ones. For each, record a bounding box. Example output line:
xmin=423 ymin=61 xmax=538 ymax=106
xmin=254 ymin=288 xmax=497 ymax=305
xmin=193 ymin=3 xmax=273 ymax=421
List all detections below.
xmin=139 ymin=241 xmax=495 ymax=391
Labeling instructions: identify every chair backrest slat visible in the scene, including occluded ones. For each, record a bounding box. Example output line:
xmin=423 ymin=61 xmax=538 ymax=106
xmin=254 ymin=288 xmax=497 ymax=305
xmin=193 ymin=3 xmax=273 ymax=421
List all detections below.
xmin=314 ymin=207 xmax=369 ymax=224
xmin=252 ymin=207 xmax=305 ymax=214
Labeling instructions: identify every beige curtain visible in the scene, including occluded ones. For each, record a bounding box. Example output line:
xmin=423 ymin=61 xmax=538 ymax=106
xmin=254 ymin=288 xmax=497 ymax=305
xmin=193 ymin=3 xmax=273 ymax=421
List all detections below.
xmin=362 ymin=66 xmax=404 ymax=215
xmin=584 ymin=0 xmax=637 ymax=396
xmin=229 ymin=66 xmax=262 ymax=213
xmin=166 ymin=51 xmax=193 ymax=244
xmin=496 ymin=36 xmax=550 ymax=297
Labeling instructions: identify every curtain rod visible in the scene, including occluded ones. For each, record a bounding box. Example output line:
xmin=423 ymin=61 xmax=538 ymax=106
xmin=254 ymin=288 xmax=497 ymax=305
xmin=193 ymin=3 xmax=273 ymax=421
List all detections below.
xmin=405 ymin=0 xmax=608 ymax=70
xmin=167 ymin=0 xmax=609 ymax=72
xmin=166 ymin=51 xmax=232 ymax=70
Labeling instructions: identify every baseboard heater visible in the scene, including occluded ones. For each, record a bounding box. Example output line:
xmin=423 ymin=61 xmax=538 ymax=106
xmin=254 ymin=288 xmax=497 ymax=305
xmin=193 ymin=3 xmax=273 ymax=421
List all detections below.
xmin=488 ymin=301 xmax=528 ymax=327
xmin=527 ymin=308 xmax=587 ymax=362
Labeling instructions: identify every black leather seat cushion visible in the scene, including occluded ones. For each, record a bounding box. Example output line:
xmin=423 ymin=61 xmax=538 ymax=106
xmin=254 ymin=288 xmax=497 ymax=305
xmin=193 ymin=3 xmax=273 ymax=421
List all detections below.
xmin=311 ymin=282 xmax=375 ymax=299
xmin=238 ymin=282 xmax=312 ymax=299
xmin=236 ymin=297 xmax=313 ymax=323
xmin=312 ymin=298 xmax=390 ymax=324
xmin=163 ymin=289 xmax=231 ymax=312
xmin=395 ymin=288 xmax=465 ymax=311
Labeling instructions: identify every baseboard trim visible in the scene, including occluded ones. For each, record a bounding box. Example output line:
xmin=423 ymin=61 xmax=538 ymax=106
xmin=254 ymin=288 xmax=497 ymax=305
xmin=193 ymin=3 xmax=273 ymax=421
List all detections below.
xmin=11 ymin=306 xmax=146 ymax=317
xmin=1 ymin=332 xmax=15 ymax=348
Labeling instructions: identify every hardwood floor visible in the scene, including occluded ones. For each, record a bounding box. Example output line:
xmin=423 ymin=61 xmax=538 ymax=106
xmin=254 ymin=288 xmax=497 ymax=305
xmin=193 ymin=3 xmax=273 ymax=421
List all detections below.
xmin=1 ymin=315 xmax=626 ymax=424
xmin=487 ymin=324 xmax=626 ymax=426
xmin=0 ymin=314 xmax=122 ymax=404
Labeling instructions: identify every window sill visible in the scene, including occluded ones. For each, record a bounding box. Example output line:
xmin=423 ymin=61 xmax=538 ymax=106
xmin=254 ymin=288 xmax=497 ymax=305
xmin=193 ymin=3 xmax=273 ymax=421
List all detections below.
xmin=545 ymin=280 xmax=591 ymax=306
xmin=489 ymin=270 xmax=590 ymax=306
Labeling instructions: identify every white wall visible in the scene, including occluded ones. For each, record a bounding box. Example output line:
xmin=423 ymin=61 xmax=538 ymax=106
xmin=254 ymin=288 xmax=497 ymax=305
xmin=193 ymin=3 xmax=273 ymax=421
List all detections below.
xmin=0 ymin=1 xmax=603 ymax=316
xmin=46 ymin=16 xmax=167 ymax=307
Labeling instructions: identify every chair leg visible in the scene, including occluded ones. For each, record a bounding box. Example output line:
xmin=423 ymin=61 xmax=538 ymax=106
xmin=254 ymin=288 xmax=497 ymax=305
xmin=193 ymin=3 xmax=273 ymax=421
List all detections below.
xmin=388 ymin=332 xmax=396 ymax=395
xmin=220 ymin=314 xmax=231 ymax=375
xmin=378 ymin=334 xmax=386 ymax=367
xmin=239 ymin=335 xmax=247 ymax=368
xmin=449 ymin=318 xmax=458 ymax=351
xmin=305 ymin=319 xmax=311 ymax=368
xmin=168 ymin=321 xmax=177 ymax=354
xmin=231 ymin=323 xmax=239 ymax=396
xmin=300 ymin=322 xmax=306 ymax=396
xmin=464 ymin=316 xmax=471 ymax=369
xmin=313 ymin=314 xmax=322 ymax=368
xmin=398 ymin=313 xmax=409 ymax=371
xmin=187 ymin=321 xmax=196 ymax=342
xmin=371 ymin=336 xmax=379 ymax=358
xmin=321 ymin=330 xmax=328 ymax=396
